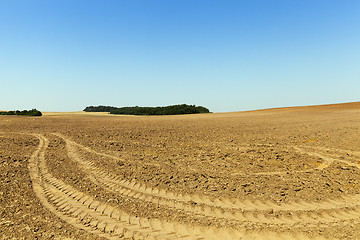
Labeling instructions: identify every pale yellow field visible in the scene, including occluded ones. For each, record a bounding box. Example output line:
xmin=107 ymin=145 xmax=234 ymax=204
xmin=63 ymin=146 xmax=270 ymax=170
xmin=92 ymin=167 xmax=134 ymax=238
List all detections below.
xmin=43 ymin=111 xmax=111 ymax=116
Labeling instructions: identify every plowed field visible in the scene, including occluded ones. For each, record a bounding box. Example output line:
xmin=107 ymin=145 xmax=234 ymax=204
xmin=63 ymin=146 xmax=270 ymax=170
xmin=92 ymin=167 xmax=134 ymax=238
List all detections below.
xmin=1 ymin=102 xmax=360 ymax=239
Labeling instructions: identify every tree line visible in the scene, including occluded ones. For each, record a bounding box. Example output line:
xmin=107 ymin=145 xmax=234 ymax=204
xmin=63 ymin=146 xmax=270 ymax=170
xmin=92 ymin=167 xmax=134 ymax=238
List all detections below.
xmin=83 ymin=105 xmax=118 ymax=112
xmin=0 ymin=109 xmax=42 ymax=116
xmin=83 ymin=104 xmax=211 ymax=115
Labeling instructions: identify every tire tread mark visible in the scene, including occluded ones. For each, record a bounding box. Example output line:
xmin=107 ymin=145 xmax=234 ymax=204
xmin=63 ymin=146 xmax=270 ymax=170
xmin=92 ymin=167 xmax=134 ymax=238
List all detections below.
xmin=30 ymin=134 xmax=211 ymax=240
xmin=57 ymin=133 xmax=360 ymax=226
xmin=57 ymin=133 xmax=360 ymax=212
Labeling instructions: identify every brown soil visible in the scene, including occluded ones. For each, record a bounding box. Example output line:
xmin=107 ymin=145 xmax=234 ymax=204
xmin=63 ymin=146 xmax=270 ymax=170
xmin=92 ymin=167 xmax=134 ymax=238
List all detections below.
xmin=1 ymin=101 xmax=360 ymax=239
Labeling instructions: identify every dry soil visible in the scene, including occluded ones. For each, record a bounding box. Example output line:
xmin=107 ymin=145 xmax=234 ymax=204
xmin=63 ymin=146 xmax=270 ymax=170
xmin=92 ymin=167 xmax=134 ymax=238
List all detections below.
xmin=1 ymin=102 xmax=360 ymax=239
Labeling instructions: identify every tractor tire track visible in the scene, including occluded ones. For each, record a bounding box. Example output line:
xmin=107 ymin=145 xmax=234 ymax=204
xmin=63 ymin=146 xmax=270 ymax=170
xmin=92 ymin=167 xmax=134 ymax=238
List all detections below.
xmin=298 ymin=145 xmax=360 ymax=168
xmin=55 ymin=133 xmax=360 ymax=227
xmin=29 ymin=133 xmax=229 ymax=240
xmin=28 ymin=134 xmax=115 ymax=239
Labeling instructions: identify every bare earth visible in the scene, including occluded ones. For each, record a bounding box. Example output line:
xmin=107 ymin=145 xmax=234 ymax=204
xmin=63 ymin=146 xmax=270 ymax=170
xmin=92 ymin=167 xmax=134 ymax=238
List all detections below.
xmin=1 ymin=102 xmax=360 ymax=239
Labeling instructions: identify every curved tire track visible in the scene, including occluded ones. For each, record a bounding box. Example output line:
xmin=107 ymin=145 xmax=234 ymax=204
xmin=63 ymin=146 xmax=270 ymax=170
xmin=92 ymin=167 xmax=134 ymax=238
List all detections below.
xmin=54 ymin=133 xmax=360 ymax=228
xmin=28 ymin=134 xmax=223 ymax=240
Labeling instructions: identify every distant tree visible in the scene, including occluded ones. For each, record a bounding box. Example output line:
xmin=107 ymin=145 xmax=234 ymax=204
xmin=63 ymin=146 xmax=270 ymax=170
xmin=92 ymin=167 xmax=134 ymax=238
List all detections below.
xmin=109 ymin=104 xmax=211 ymax=115
xmin=0 ymin=109 xmax=42 ymax=116
xmin=83 ymin=106 xmax=118 ymax=112
xmin=28 ymin=109 xmax=42 ymax=116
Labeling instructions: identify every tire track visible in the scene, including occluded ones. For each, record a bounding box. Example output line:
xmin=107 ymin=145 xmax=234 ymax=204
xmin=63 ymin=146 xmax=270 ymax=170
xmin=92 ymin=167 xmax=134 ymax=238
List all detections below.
xmin=298 ymin=145 xmax=360 ymax=168
xmin=55 ymin=133 xmax=360 ymax=227
xmin=35 ymin=133 xmax=322 ymax=239
xmin=28 ymin=134 xmax=115 ymax=239
xmin=28 ymin=133 xmax=229 ymax=240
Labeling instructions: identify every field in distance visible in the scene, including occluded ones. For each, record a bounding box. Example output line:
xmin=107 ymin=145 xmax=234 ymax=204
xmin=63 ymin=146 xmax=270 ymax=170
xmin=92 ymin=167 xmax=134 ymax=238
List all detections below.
xmin=43 ymin=111 xmax=112 ymax=116
xmin=1 ymin=102 xmax=360 ymax=239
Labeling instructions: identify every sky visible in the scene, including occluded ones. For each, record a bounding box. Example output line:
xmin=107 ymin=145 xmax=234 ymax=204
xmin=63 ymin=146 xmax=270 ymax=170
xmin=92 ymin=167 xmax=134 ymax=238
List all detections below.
xmin=1 ymin=0 xmax=359 ymax=112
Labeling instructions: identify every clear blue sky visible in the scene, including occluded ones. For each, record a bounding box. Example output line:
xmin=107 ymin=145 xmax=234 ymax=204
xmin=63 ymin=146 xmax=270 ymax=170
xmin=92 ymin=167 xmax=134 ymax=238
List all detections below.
xmin=1 ymin=0 xmax=359 ymax=112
